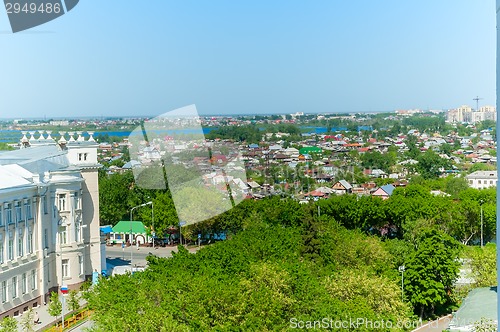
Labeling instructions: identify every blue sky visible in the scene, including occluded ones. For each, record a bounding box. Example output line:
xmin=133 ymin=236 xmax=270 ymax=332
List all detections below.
xmin=0 ymin=1 xmax=496 ymax=118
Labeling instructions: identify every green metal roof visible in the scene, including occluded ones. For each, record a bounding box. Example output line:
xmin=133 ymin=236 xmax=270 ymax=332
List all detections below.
xmin=112 ymin=221 xmax=147 ymax=234
xmin=299 ymin=147 xmax=322 ymax=155
xmin=447 ymin=287 xmax=497 ymax=331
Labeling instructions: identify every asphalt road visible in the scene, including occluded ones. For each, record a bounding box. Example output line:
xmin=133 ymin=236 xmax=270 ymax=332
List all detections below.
xmin=106 ymin=244 xmax=201 ymax=268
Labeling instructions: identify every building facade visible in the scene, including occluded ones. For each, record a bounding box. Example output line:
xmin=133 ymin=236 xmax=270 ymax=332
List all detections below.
xmin=465 ymin=170 xmax=498 ymax=190
xmin=446 ymin=105 xmax=496 ymax=124
xmin=0 ymin=132 xmax=103 ymax=319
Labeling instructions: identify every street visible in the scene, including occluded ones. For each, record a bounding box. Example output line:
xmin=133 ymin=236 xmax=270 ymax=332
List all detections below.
xmin=105 ymin=244 xmax=201 ymax=271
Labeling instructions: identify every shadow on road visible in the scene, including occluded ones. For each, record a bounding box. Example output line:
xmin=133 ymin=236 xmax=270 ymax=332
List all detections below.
xmin=106 ymin=257 xmax=130 ymax=267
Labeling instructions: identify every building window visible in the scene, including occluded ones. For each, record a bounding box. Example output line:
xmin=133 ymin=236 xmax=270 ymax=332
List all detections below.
xmin=0 ymin=238 xmax=4 ymax=264
xmin=27 ymin=232 xmax=33 ymax=254
xmin=12 ymin=277 xmax=17 ymax=299
xmin=22 ymin=273 xmax=27 ymax=294
xmin=44 ymin=229 xmax=49 ymax=249
xmin=60 ymin=226 xmax=67 ymax=245
xmin=43 ymin=196 xmax=48 ymax=214
xmin=25 ymin=200 xmax=32 ymax=219
xmin=75 ymin=221 xmax=81 ymax=243
xmin=18 ymin=233 xmax=24 ymax=257
xmin=478 ymin=180 xmax=482 ymax=184
xmin=79 ymin=255 xmax=84 ymax=275
xmin=0 ymin=209 xmax=3 ymax=226
xmin=15 ymin=201 xmax=22 ymax=222
xmin=8 ymin=239 xmax=13 ymax=261
xmin=31 ymin=270 xmax=37 ymax=290
xmin=58 ymin=194 xmax=67 ymax=211
xmin=1 ymin=281 xmax=6 ymax=303
xmin=62 ymin=259 xmax=69 ymax=277
xmin=5 ymin=204 xmax=12 ymax=224
xmin=74 ymin=192 xmax=80 ymax=210
xmin=46 ymin=262 xmax=50 ymax=283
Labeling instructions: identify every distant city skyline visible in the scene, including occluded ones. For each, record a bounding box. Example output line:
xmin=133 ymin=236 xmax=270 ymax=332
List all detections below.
xmin=0 ymin=1 xmax=495 ymax=118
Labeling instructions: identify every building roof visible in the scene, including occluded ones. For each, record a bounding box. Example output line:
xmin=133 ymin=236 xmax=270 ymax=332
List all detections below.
xmin=448 ymin=287 xmax=497 ymax=331
xmin=299 ymin=147 xmax=323 ymax=155
xmin=380 ymin=184 xmax=395 ymax=196
xmin=0 ymin=145 xmax=67 ymax=166
xmin=112 ymin=221 xmax=147 ymax=234
xmin=466 ymin=171 xmax=497 ymax=179
xmin=0 ymin=166 xmax=32 ymax=189
xmin=338 ymin=180 xmax=352 ymax=190
xmin=100 ymin=226 xmax=113 ymax=234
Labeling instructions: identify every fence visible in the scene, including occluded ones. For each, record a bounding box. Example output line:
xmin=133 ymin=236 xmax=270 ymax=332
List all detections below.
xmin=45 ymin=309 xmax=93 ymax=332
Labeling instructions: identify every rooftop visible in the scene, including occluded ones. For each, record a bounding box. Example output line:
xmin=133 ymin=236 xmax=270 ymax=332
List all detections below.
xmin=448 ymin=287 xmax=497 ymax=331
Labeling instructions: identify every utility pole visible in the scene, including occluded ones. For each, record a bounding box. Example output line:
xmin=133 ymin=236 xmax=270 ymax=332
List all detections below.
xmin=480 ymin=199 xmax=484 ymax=248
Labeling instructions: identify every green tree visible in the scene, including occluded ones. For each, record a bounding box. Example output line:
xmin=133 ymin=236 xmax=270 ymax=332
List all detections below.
xmin=0 ymin=317 xmax=17 ymax=332
xmin=300 ymin=205 xmax=322 ymax=263
xmin=67 ymin=290 xmax=81 ymax=312
xmin=323 ymin=269 xmax=412 ymax=321
xmin=416 ymin=150 xmax=451 ymax=179
xmin=361 ymin=150 xmax=395 ymax=172
xmin=465 ymin=244 xmax=497 ymax=287
xmin=20 ymin=308 xmax=35 ymax=332
xmin=404 ymin=227 xmax=461 ymax=318
xmin=444 ymin=177 xmax=469 ymax=198
xmin=468 ymin=163 xmax=496 ymax=173
xmin=48 ymin=291 xmax=62 ymax=318
xmin=0 ymin=143 xmax=14 ymax=151
xmin=99 ymin=171 xmax=135 ymax=225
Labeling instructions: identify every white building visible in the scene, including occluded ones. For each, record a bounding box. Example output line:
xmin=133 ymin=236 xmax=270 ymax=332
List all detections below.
xmin=0 ymin=131 xmax=103 ymax=319
xmin=447 ymin=105 xmax=473 ymax=123
xmin=465 ymin=171 xmax=497 ymax=189
xmin=471 ymin=106 xmax=497 ymax=123
xmin=447 ymin=105 xmax=496 ymax=124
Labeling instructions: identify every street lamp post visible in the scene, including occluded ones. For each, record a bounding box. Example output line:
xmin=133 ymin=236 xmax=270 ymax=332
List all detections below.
xmin=151 ymin=201 xmax=155 ymax=250
xmin=129 ymin=201 xmax=153 ymax=266
xmin=60 ymin=285 xmax=68 ymax=329
xmin=480 ymin=199 xmax=484 ymax=248
xmin=398 ymin=265 xmax=405 ymax=301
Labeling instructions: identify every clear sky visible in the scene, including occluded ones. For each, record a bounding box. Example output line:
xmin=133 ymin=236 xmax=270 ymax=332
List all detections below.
xmin=0 ymin=1 xmax=496 ymax=118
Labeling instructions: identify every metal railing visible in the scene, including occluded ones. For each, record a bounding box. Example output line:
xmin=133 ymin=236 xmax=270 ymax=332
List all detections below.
xmin=45 ymin=308 xmax=93 ymax=332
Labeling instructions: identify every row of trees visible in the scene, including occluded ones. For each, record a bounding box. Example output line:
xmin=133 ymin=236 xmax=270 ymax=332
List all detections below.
xmin=100 ymin=166 xmax=496 ymax=247
xmin=87 ymin=195 xmax=470 ymax=330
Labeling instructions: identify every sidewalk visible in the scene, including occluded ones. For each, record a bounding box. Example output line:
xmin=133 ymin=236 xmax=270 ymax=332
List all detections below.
xmin=13 ymin=301 xmax=58 ymax=331
xmin=412 ymin=315 xmax=452 ymax=332
xmin=14 ymin=297 xmax=87 ymax=331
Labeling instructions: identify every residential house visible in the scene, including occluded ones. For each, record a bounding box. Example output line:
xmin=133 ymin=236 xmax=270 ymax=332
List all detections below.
xmin=332 ymin=180 xmax=352 ymax=195
xmin=466 ymin=171 xmax=497 ymax=189
xmin=372 ymin=184 xmax=395 ymax=200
